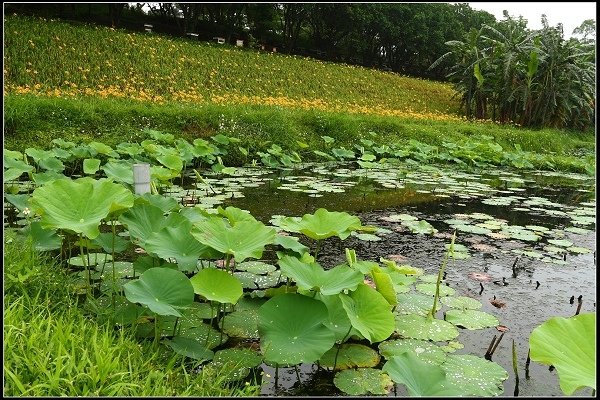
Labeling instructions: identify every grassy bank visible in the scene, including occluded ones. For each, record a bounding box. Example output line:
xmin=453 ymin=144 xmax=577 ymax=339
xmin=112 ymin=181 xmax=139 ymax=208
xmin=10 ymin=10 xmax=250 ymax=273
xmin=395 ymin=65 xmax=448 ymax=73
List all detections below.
xmin=3 ymin=230 xmax=262 ymax=397
xmin=5 ymin=94 xmax=595 ymax=174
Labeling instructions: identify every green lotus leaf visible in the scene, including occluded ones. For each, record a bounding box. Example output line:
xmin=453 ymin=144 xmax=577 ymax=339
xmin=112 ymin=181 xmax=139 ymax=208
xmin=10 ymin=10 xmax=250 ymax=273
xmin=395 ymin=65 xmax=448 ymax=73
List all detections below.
xmin=164 ymin=336 xmax=214 ymax=362
xmin=161 ymin=303 xmax=218 ymax=333
xmin=145 ymin=224 xmax=220 ymax=271
xmin=25 ymin=147 xmax=53 ymax=162
xmin=445 ymin=309 xmax=499 ymax=330
xmin=379 ymin=338 xmax=447 ymax=365
xmin=439 ymin=354 xmax=508 ymax=396
xmin=568 ymin=246 xmax=592 ymax=254
xmin=32 ymin=171 xmax=69 ymax=185
xmin=3 ymin=168 xmax=27 ymax=182
xmin=30 ymin=177 xmax=134 ymax=239
xmin=67 ymin=253 xmax=112 ymax=267
xmin=91 ymin=232 xmax=130 ymax=253
xmin=89 ymin=141 xmax=116 ymax=156
xmin=333 ymin=368 xmax=392 ymax=395
xmin=190 ymin=268 xmax=243 ymax=304
xmin=278 ymin=208 xmax=362 ymax=240
xmin=396 ymin=293 xmax=441 ymax=316
xmin=319 ymin=343 xmax=380 ymax=370
xmin=103 ymin=160 xmax=134 ymax=185
xmin=235 ymin=261 xmax=277 ymax=275
xmin=136 ymin=193 xmax=180 ymax=213
xmin=315 ymin=293 xmax=357 ymax=342
xmin=83 ymin=158 xmax=101 ymax=175
xmin=403 ymin=219 xmax=438 ymax=235
xmin=258 ymin=293 xmax=335 ymax=365
xmin=216 ymin=206 xmax=257 ymax=224
xmin=156 ymin=153 xmax=183 ymax=172
xmin=209 ymin=348 xmax=263 ymax=381
xmin=440 ymin=296 xmax=482 ymax=310
xmin=332 ymin=147 xmax=355 ymax=160
xmin=547 ymin=239 xmax=574 ymax=248
xmin=279 ymin=255 xmax=363 ymax=295
xmin=273 ymin=234 xmax=310 ymax=256
xmin=177 ymin=322 xmax=227 ymax=349
xmin=383 ymin=351 xmax=462 ymax=396
xmin=37 ymin=156 xmax=64 ymax=172
xmin=416 ymin=283 xmax=456 ymax=297
xmin=123 ymin=267 xmax=194 ymax=317
xmin=395 ymin=314 xmax=459 ymax=341
xmin=340 ymin=283 xmax=395 ymax=343
xmin=192 ymin=217 xmax=276 ymax=263
xmin=94 ymin=261 xmax=135 ymax=279
xmin=119 ymin=203 xmax=186 ymax=245
xmin=453 ymin=223 xmax=493 ymax=235
xmin=529 ymin=312 xmax=596 ymax=395
xmin=24 ymin=221 xmax=62 ymax=251
xmin=221 ymin=308 xmax=260 ymax=339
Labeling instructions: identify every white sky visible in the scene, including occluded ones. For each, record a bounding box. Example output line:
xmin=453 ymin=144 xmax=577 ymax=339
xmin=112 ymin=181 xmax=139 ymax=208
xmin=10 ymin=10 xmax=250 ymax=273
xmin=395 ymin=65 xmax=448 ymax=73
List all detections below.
xmin=464 ymin=2 xmax=596 ymax=38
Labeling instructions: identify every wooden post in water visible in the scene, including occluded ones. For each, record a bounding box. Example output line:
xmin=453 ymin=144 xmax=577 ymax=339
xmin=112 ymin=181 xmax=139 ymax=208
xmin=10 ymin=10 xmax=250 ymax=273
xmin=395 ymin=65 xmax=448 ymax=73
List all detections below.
xmin=133 ymin=163 xmax=151 ymax=194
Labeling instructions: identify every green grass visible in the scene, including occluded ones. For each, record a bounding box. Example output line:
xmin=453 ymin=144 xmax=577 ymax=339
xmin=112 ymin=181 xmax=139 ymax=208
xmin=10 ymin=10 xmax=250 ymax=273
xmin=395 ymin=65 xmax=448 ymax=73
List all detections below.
xmin=3 ymin=230 xmax=262 ymax=397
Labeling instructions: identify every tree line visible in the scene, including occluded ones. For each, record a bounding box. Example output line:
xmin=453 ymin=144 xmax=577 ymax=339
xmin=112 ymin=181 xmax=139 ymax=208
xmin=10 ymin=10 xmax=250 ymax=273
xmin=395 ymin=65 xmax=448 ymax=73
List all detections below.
xmin=5 ymin=3 xmax=595 ymax=130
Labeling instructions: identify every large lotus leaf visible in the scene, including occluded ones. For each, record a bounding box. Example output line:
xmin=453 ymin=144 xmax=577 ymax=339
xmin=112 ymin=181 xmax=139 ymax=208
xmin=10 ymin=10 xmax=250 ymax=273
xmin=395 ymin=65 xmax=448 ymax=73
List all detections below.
xmin=273 ymin=234 xmax=310 ymax=256
xmin=30 ymin=177 xmax=134 ymax=239
xmin=191 ymin=217 xmax=276 ymax=263
xmin=136 ymin=193 xmax=180 ymax=213
xmin=25 ymin=147 xmax=54 ymax=162
xmin=333 ymin=368 xmax=392 ymax=395
xmin=32 ymin=171 xmax=69 ymax=185
xmin=382 ymin=351 xmax=462 ymax=396
xmin=161 ymin=302 xmax=218 ymax=333
xmin=123 ymin=267 xmax=194 ymax=317
xmin=379 ymin=339 xmax=447 ymax=365
xmin=209 ymin=348 xmax=263 ymax=381
xmin=190 ymin=268 xmax=243 ymax=304
xmin=156 ymin=152 xmax=183 ymax=172
xmin=119 ymin=203 xmax=185 ymax=245
xmin=164 ymin=336 xmax=214 ymax=362
xmin=279 ymin=255 xmax=363 ymax=295
xmin=91 ymin=232 xmax=130 ymax=253
xmin=38 ymin=157 xmax=65 ymax=172
xmin=438 ymin=354 xmax=508 ymax=396
xmin=395 ymin=314 xmax=459 ymax=341
xmin=319 ymin=343 xmax=380 ymax=370
xmin=395 ymin=292 xmax=434 ymax=315
xmin=416 ymin=283 xmax=456 ymax=297
xmin=4 ymin=168 xmax=27 ymax=182
xmin=145 ymin=224 xmax=220 ymax=271
xmin=176 ymin=323 xmax=229 ymax=350
xmin=24 ymin=221 xmax=62 ymax=251
xmin=216 ymin=206 xmax=257 ymax=224
xmin=529 ymin=312 xmax=596 ymax=395
xmin=441 ymin=296 xmax=482 ymax=310
xmin=89 ymin=141 xmax=116 ymax=156
xmin=222 ymin=308 xmax=259 ymax=339
xmin=5 ymin=194 xmax=31 ymax=212
xmin=340 ymin=283 xmax=395 ymax=343
xmin=315 ymin=293 xmax=358 ymax=342
xmin=103 ymin=160 xmax=134 ymax=185
xmin=83 ymin=159 xmax=101 ymax=175
xmin=258 ymin=293 xmax=335 ymax=365
xmin=445 ymin=309 xmax=499 ymax=330
xmin=278 ymin=208 xmax=362 ymax=240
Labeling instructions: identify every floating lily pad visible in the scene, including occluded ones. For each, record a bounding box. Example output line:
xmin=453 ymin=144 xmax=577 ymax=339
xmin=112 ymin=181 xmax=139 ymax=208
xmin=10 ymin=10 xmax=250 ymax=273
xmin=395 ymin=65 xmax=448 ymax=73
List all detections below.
xmin=453 ymin=224 xmax=492 ymax=235
xmin=333 ymin=368 xmax=392 ymax=395
xmin=235 ymin=261 xmax=277 ymax=275
xmin=383 ymin=351 xmax=462 ymax=396
xmin=379 ymin=339 xmax=447 ymax=365
xmin=319 ymin=343 xmax=380 ymax=370
xmin=416 ymin=283 xmax=456 ymax=297
xmin=395 ymin=314 xmax=459 ymax=341
xmin=403 ymin=219 xmax=438 ymax=235
xmin=441 ymin=296 xmax=482 ymax=310
xmin=568 ymin=246 xmax=592 ymax=254
xmin=439 ymin=354 xmax=508 ymax=396
xmin=547 ymin=239 xmax=574 ymax=248
xmin=177 ymin=323 xmax=228 ymax=349
xmin=445 ymin=309 xmax=499 ymax=330
xmin=396 ymin=293 xmax=441 ymax=316
xmin=208 ymin=348 xmax=263 ymax=381
xmin=164 ymin=336 xmax=214 ymax=362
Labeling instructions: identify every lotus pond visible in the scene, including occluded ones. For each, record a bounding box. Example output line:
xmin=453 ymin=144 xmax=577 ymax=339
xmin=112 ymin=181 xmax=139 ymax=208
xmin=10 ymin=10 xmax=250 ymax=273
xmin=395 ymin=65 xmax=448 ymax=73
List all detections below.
xmin=4 ymin=139 xmax=596 ymax=397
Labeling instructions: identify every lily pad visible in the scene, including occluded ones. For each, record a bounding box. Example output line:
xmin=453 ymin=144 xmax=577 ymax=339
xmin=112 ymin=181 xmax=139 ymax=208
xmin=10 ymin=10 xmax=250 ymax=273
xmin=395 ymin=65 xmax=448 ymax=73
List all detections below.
xmin=208 ymin=348 xmax=263 ymax=382
xmin=416 ymin=283 xmax=456 ymax=297
xmin=258 ymin=293 xmax=335 ymax=365
xmin=333 ymin=368 xmax=392 ymax=395
xmin=277 ymin=208 xmax=362 ymax=240
xmin=439 ymin=354 xmax=508 ymax=396
xmin=379 ymin=339 xmax=447 ymax=365
xmin=190 ymin=268 xmax=243 ymax=304
xmin=395 ymin=314 xmax=459 ymax=341
xmin=382 ymin=351 xmax=462 ymax=396
xmin=319 ymin=343 xmax=380 ymax=370
xmin=445 ymin=309 xmax=499 ymax=330
xmin=164 ymin=336 xmax=214 ymax=362
xmin=440 ymin=296 xmax=482 ymax=310
xmin=396 ymin=293 xmax=441 ymax=316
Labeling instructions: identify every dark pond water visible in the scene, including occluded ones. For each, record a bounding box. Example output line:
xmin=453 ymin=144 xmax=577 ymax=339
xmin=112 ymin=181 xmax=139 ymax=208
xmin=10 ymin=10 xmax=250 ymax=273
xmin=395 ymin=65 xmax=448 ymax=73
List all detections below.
xmin=204 ymin=162 xmax=596 ymax=397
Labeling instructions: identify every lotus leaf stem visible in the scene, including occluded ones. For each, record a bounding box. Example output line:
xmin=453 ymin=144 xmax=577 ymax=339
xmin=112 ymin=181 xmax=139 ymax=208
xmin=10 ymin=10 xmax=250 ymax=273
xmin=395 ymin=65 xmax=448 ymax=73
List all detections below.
xmin=79 ymin=233 xmax=90 ymax=294
xmin=525 ymin=349 xmax=531 ymax=380
xmin=429 ymin=230 xmax=456 ymax=320
xmin=512 ymin=339 xmax=519 ymax=396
